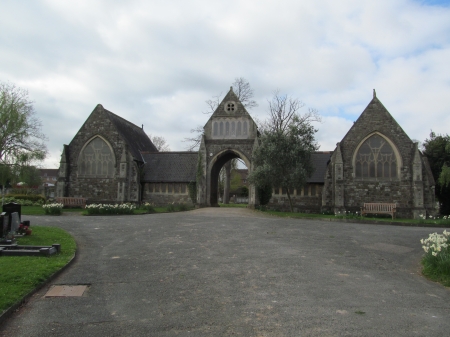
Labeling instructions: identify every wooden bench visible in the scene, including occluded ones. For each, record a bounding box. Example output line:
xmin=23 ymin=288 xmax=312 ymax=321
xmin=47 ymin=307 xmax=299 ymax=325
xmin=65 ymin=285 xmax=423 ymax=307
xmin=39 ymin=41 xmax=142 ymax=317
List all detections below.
xmin=55 ymin=197 xmax=87 ymax=208
xmin=361 ymin=203 xmax=396 ymax=219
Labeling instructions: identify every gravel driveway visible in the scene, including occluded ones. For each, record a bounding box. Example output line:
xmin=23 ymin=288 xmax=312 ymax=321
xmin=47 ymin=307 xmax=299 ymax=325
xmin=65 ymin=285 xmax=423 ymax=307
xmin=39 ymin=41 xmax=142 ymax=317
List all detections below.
xmin=1 ymin=208 xmax=449 ymax=336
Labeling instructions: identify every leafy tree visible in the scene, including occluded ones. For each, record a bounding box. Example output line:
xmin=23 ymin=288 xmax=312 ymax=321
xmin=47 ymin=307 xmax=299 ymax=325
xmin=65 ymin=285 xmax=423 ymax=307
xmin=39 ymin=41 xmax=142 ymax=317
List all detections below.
xmin=248 ymin=91 xmax=320 ymax=212
xmin=18 ymin=165 xmax=42 ymax=187
xmin=257 ymin=184 xmax=273 ymax=205
xmin=148 ymin=134 xmax=171 ymax=152
xmin=423 ymin=131 xmax=450 ymax=214
xmin=0 ymin=82 xmax=47 ymax=202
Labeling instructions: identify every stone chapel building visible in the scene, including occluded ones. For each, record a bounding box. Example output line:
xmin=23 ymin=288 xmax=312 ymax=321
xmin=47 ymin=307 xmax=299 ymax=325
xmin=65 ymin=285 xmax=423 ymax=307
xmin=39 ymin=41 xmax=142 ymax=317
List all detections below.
xmin=56 ymin=88 xmax=436 ymax=218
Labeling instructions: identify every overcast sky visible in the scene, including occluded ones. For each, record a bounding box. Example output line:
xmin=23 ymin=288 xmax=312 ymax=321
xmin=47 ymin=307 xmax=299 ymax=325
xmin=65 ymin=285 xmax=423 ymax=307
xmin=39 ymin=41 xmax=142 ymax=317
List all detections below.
xmin=1 ymin=0 xmax=450 ymax=168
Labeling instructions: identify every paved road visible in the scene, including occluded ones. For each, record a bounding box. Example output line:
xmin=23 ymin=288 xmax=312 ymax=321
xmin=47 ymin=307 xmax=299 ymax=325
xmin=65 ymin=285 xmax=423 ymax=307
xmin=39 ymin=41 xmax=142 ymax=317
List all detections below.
xmin=1 ymin=208 xmax=449 ymax=336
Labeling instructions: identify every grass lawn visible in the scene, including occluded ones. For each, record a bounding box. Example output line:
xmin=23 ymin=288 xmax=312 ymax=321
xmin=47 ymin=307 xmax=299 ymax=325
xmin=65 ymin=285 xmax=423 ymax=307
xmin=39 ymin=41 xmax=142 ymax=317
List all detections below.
xmin=21 ymin=206 xmax=83 ymax=216
xmin=0 ymin=226 xmax=77 ymax=314
xmin=219 ymin=203 xmax=248 ymax=208
xmin=21 ymin=205 xmax=191 ymax=216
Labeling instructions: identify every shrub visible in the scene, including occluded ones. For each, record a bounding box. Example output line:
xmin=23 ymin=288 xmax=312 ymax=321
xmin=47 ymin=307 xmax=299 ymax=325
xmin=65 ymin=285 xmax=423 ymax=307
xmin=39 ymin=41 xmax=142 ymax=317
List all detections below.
xmin=142 ymin=202 xmax=156 ymax=213
xmin=85 ymin=203 xmax=136 ymax=215
xmin=177 ymin=203 xmax=189 ymax=212
xmin=6 ymin=194 xmax=46 ymax=203
xmin=42 ymin=203 xmax=64 ymax=215
xmin=421 ymin=230 xmax=450 ymax=286
xmin=166 ymin=203 xmax=176 ymax=212
xmin=188 ymin=181 xmax=196 ymax=204
xmin=257 ymin=185 xmax=272 ymax=205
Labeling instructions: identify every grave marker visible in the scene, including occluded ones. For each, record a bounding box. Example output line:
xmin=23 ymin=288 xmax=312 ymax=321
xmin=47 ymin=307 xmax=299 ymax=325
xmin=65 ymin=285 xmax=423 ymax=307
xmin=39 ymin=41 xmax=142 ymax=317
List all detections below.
xmin=2 ymin=202 xmax=21 ymax=231
xmin=0 ymin=212 xmax=8 ymax=238
xmin=11 ymin=212 xmax=20 ymax=234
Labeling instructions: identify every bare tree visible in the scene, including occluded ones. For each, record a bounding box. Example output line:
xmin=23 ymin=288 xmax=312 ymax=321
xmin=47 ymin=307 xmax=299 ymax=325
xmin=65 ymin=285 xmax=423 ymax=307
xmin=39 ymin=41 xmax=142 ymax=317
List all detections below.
xmin=148 ymin=135 xmax=171 ymax=152
xmin=260 ymin=90 xmax=321 ymax=134
xmin=232 ymin=77 xmax=258 ymax=110
xmin=248 ymin=91 xmax=321 ymax=212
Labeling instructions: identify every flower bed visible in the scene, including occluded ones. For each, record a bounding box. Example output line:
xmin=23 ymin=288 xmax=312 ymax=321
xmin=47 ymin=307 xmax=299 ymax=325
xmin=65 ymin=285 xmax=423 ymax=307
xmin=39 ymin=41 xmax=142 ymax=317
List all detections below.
xmin=420 ymin=230 xmax=450 ymax=286
xmin=42 ymin=203 xmax=64 ymax=215
xmin=85 ymin=203 xmax=136 ymax=215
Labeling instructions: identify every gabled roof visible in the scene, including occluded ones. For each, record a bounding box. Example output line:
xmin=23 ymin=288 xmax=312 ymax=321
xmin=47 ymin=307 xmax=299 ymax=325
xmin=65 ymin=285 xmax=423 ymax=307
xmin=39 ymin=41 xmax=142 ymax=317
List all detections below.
xmin=210 ymin=87 xmax=251 ymax=117
xmin=308 ymin=152 xmax=332 ymax=183
xmin=141 ymin=152 xmax=198 ymax=182
xmin=103 ymin=106 xmax=158 ymax=160
xmin=341 ymin=90 xmax=410 ymax=145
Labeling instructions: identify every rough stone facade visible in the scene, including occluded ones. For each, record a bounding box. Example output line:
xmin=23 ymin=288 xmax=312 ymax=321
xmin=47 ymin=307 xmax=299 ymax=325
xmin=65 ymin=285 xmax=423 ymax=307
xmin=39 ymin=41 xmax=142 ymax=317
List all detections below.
xmin=56 ymin=104 xmax=156 ymax=203
xmin=321 ymin=91 xmax=435 ymax=218
xmin=56 ymin=89 xmax=436 ymax=218
xmin=197 ymin=87 xmax=259 ymax=207
xmin=268 ymin=184 xmax=323 ymax=213
xmin=142 ymin=183 xmax=193 ymax=206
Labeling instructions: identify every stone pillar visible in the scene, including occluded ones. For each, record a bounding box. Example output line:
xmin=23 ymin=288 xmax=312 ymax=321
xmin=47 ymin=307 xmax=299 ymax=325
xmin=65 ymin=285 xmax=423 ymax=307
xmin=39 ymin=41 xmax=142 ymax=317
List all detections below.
xmin=412 ymin=145 xmax=425 ymax=219
xmin=56 ymin=145 xmax=69 ymax=198
xmin=117 ymin=146 xmax=128 ymax=202
xmin=196 ymin=136 xmax=208 ymax=206
xmin=333 ymin=143 xmax=345 ymax=214
xmin=223 ymin=161 xmax=231 ymax=204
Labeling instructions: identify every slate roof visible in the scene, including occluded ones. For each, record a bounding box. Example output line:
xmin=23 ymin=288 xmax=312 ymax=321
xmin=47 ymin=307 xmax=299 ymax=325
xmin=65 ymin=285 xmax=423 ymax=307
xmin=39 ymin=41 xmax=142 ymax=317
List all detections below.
xmin=308 ymin=152 xmax=332 ymax=183
xmin=103 ymin=107 xmax=158 ymax=161
xmin=141 ymin=152 xmax=198 ymax=183
xmin=141 ymin=151 xmax=331 ymax=184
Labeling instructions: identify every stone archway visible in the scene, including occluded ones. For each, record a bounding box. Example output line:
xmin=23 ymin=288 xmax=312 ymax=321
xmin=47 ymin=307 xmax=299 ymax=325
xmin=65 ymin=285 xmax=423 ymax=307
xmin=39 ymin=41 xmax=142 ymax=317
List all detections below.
xmin=209 ymin=149 xmax=251 ymax=206
xmin=196 ymin=87 xmax=259 ymax=208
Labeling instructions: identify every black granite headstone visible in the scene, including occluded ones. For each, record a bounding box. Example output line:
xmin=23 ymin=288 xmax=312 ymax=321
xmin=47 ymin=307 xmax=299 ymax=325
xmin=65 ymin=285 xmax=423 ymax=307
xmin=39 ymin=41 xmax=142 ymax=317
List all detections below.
xmin=2 ymin=202 xmax=21 ymax=230
xmin=0 ymin=212 xmax=8 ymax=238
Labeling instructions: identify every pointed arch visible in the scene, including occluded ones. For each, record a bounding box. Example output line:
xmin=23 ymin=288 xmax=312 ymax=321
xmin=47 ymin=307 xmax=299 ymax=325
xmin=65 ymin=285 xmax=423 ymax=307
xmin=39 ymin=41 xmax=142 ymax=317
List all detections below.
xmin=77 ymin=135 xmax=116 ymax=177
xmin=352 ymin=132 xmax=402 ymax=179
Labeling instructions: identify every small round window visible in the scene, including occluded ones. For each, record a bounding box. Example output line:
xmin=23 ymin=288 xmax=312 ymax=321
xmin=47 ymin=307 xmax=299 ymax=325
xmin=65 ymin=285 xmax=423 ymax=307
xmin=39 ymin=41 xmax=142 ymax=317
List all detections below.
xmin=225 ymin=101 xmax=236 ymax=112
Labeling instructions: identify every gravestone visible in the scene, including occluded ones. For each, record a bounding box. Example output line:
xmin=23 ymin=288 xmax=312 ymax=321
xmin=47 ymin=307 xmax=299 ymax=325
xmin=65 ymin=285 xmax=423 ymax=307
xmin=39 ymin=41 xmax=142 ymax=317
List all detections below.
xmin=10 ymin=212 xmax=20 ymax=233
xmin=2 ymin=202 xmax=21 ymax=231
xmin=0 ymin=212 xmax=8 ymax=238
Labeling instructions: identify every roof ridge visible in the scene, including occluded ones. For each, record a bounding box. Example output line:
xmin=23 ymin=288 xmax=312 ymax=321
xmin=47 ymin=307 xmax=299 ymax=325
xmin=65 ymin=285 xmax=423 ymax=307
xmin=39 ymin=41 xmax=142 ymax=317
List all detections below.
xmin=103 ymin=108 xmax=143 ymax=131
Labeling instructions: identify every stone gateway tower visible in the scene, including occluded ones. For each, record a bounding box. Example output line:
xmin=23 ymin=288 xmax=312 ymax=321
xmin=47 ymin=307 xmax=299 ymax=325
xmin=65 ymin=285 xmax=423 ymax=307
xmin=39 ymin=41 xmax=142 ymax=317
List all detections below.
xmin=196 ymin=87 xmax=259 ymax=207
xmin=321 ymin=90 xmax=436 ymax=218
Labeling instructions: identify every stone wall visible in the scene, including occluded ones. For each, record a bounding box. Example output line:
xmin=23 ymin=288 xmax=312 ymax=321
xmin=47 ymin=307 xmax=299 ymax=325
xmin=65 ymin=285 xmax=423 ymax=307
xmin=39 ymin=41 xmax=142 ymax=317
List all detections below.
xmin=322 ymin=95 xmax=436 ymax=218
xmin=267 ymin=184 xmax=323 ymax=212
xmin=142 ymin=182 xmax=194 ymax=206
xmin=59 ymin=105 xmax=140 ymax=203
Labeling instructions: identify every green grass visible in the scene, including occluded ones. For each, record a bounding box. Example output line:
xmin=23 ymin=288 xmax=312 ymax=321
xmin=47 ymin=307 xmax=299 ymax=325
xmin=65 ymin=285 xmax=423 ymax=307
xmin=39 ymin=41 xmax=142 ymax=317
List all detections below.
xmin=21 ymin=205 xmax=193 ymax=216
xmin=219 ymin=203 xmax=248 ymax=208
xmin=252 ymin=208 xmax=450 ymax=226
xmin=0 ymin=226 xmax=77 ymax=314
xmin=21 ymin=206 xmax=83 ymax=215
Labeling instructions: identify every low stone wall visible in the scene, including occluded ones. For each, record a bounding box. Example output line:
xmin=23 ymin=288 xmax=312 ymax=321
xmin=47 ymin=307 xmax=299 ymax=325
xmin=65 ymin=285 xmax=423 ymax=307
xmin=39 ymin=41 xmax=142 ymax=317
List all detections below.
xmin=266 ymin=184 xmax=323 ymax=213
xmin=142 ymin=182 xmax=194 ymax=206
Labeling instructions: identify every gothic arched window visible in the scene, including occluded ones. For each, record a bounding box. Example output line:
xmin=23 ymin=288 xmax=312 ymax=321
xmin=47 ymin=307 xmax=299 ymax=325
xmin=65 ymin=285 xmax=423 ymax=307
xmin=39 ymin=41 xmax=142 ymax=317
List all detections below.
xmin=354 ymin=134 xmax=398 ymax=179
xmin=79 ymin=137 xmax=115 ymax=177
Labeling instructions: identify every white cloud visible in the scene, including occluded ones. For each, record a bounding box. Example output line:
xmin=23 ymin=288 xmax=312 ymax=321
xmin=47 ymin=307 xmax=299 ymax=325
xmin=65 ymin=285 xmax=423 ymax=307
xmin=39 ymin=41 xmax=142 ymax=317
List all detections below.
xmin=0 ymin=0 xmax=449 ymax=167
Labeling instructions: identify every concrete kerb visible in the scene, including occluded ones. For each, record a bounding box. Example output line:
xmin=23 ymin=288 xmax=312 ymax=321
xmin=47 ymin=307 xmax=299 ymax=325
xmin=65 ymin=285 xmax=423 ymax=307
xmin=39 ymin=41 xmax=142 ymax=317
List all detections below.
xmin=0 ymin=248 xmax=78 ymax=326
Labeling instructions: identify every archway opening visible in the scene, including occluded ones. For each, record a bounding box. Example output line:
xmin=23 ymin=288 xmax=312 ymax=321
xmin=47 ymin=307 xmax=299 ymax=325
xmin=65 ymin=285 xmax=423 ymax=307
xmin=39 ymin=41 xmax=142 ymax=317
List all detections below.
xmin=210 ymin=150 xmax=249 ymax=207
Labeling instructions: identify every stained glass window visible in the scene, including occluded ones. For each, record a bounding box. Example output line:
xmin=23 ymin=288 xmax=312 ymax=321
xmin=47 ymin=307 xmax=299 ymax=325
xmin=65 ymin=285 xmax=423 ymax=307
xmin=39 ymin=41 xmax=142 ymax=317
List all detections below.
xmin=79 ymin=137 xmax=114 ymax=177
xmin=355 ymin=134 xmax=397 ymax=179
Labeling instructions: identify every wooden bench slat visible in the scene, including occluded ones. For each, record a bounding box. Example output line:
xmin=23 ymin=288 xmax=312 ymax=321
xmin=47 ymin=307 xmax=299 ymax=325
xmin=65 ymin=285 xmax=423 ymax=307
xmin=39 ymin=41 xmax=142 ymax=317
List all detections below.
xmin=361 ymin=203 xmax=396 ymax=219
xmin=55 ymin=197 xmax=87 ymax=208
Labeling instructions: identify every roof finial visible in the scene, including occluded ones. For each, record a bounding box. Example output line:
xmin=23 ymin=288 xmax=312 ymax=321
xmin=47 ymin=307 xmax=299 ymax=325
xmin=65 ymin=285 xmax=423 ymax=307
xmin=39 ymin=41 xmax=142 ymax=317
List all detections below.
xmin=142 ymin=124 xmax=144 ymax=130
xmin=373 ymin=89 xmax=376 ymax=98
xmin=230 ymin=86 xmax=233 ymax=92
